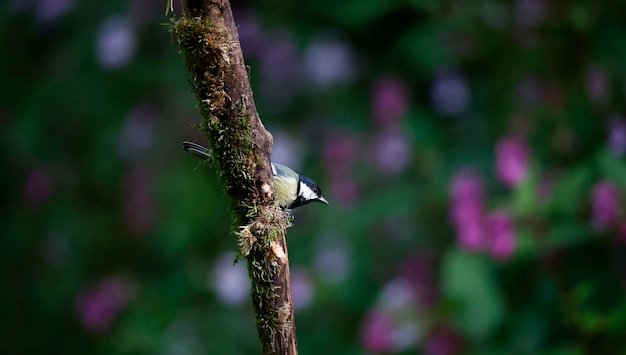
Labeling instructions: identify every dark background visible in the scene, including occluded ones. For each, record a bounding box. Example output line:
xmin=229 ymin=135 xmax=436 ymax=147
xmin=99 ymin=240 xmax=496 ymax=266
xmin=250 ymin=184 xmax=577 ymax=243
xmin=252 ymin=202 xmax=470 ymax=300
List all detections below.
xmin=2 ymin=0 xmax=626 ymax=354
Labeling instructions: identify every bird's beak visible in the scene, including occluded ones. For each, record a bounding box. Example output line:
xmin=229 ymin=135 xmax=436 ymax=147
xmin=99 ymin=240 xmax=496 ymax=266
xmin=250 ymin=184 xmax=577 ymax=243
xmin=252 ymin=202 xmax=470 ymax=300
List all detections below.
xmin=318 ymin=197 xmax=329 ymax=205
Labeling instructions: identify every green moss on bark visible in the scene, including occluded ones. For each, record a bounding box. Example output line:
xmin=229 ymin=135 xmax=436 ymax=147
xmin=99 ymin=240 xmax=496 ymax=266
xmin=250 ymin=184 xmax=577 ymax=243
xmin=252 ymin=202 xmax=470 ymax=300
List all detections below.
xmin=170 ymin=14 xmax=296 ymax=354
xmin=171 ymin=16 xmax=257 ymax=221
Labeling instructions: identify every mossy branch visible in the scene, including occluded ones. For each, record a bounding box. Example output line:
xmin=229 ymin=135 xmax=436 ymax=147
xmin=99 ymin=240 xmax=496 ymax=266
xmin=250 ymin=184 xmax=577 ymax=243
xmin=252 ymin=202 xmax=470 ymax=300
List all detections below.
xmin=169 ymin=1 xmax=297 ymax=354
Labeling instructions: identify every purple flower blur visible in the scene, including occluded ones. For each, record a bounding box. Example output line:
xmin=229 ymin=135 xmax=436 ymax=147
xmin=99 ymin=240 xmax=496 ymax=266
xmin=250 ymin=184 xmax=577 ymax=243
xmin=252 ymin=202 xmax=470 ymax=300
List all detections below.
xmin=259 ymin=34 xmax=298 ymax=85
xmin=585 ymin=65 xmax=609 ymax=106
xmin=608 ymin=114 xmax=626 ymax=158
xmin=232 ymin=8 xmax=267 ymax=58
xmin=456 ymin=220 xmax=485 ymax=251
xmin=371 ymin=77 xmax=409 ymax=126
xmin=450 ymin=170 xmax=486 ymax=251
xmin=211 ymin=252 xmax=250 ymax=306
xmin=117 ymin=103 xmax=158 ymax=164
xmin=450 ymin=170 xmax=519 ymax=260
xmin=313 ymin=240 xmax=351 ymax=284
xmin=495 ymin=136 xmax=530 ymax=188
xmin=96 ymin=16 xmax=137 ymax=69
xmin=450 ymin=170 xmax=484 ymax=223
xmin=258 ymin=34 xmax=299 ymax=108
xmin=36 ymin=0 xmax=74 ymax=21
xmin=75 ymin=277 xmax=132 ymax=335
xmin=303 ymin=38 xmax=356 ymax=87
xmin=591 ymin=180 xmax=620 ymax=229
xmin=323 ymin=131 xmax=359 ymax=207
xmin=324 ymin=134 xmax=358 ymax=178
xmin=373 ymin=128 xmax=411 ymax=174
xmin=431 ymin=70 xmax=469 ymax=116
xmin=399 ymin=256 xmax=439 ymax=310
xmin=486 ymin=210 xmax=516 ymax=261
xmin=291 ymin=269 xmax=314 ymax=311
xmin=361 ymin=310 xmax=393 ymax=353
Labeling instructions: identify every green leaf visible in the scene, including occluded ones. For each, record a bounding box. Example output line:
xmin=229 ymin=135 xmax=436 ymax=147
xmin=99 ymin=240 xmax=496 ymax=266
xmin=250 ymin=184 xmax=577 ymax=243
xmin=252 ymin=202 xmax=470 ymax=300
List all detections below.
xmin=597 ymin=150 xmax=626 ymax=188
xmin=512 ymin=165 xmax=539 ymax=217
xmin=547 ymin=223 xmax=592 ymax=249
xmin=441 ymin=249 xmax=505 ymax=340
xmin=548 ymin=164 xmax=593 ymax=218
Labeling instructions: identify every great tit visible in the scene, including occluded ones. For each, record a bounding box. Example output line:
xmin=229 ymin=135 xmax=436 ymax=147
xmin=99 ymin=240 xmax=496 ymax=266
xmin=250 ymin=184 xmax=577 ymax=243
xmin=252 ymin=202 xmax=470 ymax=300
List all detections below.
xmin=182 ymin=141 xmax=329 ymax=209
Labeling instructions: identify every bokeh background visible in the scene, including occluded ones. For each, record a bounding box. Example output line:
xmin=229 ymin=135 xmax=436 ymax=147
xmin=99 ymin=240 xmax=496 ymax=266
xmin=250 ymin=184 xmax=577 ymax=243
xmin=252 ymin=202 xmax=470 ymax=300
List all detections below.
xmin=3 ymin=0 xmax=626 ymax=354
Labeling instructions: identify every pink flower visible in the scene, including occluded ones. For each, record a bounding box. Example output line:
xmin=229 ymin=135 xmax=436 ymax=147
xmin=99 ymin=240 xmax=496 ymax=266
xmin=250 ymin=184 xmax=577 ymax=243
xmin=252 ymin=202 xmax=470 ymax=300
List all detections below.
xmin=450 ymin=170 xmax=486 ymax=251
xmin=495 ymin=136 xmax=529 ymax=187
xmin=75 ymin=277 xmax=132 ymax=335
xmin=486 ymin=210 xmax=516 ymax=261
xmin=450 ymin=170 xmax=518 ymax=260
xmin=591 ymin=180 xmax=620 ymax=229
xmin=371 ymin=77 xmax=409 ymax=126
xmin=361 ymin=310 xmax=393 ymax=353
xmin=457 ymin=220 xmax=485 ymax=251
xmin=450 ymin=170 xmax=484 ymax=225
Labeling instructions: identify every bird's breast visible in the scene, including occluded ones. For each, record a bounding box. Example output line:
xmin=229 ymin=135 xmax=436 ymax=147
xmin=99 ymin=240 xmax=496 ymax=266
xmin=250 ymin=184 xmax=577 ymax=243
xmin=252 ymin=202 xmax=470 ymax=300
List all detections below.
xmin=273 ymin=174 xmax=298 ymax=207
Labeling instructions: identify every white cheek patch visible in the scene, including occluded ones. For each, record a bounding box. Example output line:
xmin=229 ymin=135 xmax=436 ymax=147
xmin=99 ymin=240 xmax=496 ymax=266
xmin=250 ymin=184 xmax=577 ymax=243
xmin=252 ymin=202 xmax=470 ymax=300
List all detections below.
xmin=299 ymin=182 xmax=318 ymax=201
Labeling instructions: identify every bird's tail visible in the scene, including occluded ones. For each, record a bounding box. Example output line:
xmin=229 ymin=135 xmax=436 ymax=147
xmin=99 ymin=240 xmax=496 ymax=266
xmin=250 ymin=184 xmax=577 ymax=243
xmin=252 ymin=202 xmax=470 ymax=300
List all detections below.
xmin=182 ymin=141 xmax=211 ymax=160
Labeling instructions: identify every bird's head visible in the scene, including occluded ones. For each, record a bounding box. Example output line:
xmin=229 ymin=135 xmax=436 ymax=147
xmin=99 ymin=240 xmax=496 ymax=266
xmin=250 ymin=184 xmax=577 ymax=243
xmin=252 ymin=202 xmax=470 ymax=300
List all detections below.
xmin=290 ymin=175 xmax=328 ymax=209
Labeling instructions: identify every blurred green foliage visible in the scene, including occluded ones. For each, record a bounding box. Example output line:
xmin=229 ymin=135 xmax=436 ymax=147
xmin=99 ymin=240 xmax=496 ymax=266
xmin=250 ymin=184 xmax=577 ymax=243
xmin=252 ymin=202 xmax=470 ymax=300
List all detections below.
xmin=2 ymin=0 xmax=626 ymax=354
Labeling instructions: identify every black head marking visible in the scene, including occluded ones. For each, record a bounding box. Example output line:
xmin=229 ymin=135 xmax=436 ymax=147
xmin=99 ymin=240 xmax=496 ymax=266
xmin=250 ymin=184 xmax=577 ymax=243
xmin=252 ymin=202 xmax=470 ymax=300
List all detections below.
xmin=300 ymin=175 xmax=322 ymax=196
xmin=289 ymin=175 xmax=326 ymax=209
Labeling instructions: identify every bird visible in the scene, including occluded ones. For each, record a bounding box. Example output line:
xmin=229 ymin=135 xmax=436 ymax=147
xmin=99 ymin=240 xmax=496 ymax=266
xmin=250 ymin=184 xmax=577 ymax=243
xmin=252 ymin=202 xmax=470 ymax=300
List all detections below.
xmin=182 ymin=141 xmax=329 ymax=209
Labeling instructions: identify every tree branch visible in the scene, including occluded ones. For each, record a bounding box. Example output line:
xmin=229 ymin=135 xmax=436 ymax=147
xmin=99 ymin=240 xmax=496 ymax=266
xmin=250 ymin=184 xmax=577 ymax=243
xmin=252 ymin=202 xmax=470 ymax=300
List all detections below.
xmin=169 ymin=1 xmax=297 ymax=353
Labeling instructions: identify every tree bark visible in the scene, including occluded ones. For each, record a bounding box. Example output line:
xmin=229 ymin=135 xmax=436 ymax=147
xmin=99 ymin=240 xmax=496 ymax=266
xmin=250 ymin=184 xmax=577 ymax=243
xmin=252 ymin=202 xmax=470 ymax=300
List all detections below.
xmin=170 ymin=1 xmax=297 ymax=354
